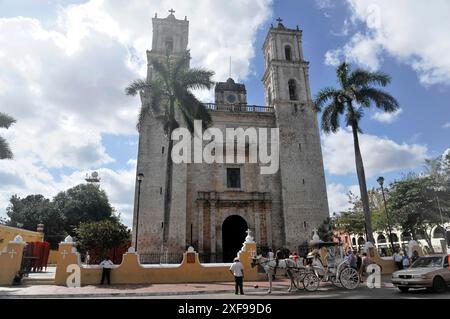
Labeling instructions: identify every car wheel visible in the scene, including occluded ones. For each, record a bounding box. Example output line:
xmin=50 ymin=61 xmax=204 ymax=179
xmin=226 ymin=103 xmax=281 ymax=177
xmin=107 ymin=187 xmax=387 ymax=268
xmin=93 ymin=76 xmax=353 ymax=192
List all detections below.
xmin=432 ymin=276 xmax=447 ymax=293
xmin=398 ymin=287 xmax=409 ymax=293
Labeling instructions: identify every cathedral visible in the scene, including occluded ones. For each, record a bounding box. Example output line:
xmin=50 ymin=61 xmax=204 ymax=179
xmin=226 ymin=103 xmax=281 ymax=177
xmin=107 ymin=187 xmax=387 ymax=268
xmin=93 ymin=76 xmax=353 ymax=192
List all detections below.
xmin=132 ymin=10 xmax=329 ymax=262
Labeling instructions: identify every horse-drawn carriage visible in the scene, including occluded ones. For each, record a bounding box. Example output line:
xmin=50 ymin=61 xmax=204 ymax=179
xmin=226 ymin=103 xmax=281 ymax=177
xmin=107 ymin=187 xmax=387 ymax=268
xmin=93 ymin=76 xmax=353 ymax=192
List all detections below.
xmin=301 ymin=241 xmax=360 ymax=291
xmin=251 ymin=241 xmax=360 ymax=293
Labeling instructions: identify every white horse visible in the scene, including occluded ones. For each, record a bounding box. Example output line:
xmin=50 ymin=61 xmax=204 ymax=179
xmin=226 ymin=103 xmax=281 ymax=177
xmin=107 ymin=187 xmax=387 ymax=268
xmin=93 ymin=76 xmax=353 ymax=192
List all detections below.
xmin=251 ymin=255 xmax=305 ymax=294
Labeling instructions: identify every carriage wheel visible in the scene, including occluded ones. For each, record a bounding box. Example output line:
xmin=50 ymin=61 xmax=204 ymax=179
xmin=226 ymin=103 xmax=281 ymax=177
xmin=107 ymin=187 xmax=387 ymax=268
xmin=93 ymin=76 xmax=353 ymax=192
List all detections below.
xmin=302 ymin=273 xmax=320 ymax=292
xmin=331 ymin=275 xmax=342 ymax=288
xmin=339 ymin=268 xmax=360 ymax=290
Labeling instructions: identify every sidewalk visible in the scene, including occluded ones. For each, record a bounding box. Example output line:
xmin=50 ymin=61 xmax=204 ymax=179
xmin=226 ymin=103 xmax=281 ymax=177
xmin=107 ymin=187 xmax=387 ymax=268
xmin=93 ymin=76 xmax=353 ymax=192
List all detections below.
xmin=0 ymin=276 xmax=394 ymax=298
xmin=0 ymin=279 xmax=294 ymax=298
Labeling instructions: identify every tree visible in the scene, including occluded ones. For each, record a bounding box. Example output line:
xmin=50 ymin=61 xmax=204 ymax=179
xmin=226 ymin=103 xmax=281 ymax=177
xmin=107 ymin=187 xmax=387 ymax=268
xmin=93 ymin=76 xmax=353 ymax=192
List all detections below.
xmin=317 ymin=217 xmax=335 ymax=242
xmin=0 ymin=112 xmax=16 ymax=159
xmin=126 ymin=51 xmax=214 ymax=251
xmin=388 ymin=174 xmax=449 ymax=252
xmin=75 ymin=219 xmax=131 ymax=261
xmin=334 ymin=192 xmax=366 ymax=235
xmin=314 ymin=62 xmax=399 ymax=243
xmin=53 ymin=184 xmax=114 ymax=236
xmin=5 ymin=194 xmax=65 ymax=248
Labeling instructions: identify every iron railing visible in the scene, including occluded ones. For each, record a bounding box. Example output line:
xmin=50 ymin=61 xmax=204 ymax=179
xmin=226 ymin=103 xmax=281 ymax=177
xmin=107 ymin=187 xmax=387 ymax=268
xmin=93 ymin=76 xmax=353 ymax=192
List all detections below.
xmin=204 ymin=103 xmax=274 ymax=113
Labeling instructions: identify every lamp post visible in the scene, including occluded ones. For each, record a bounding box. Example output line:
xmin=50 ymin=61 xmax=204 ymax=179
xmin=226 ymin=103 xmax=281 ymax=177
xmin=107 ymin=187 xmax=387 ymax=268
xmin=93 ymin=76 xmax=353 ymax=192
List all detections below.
xmin=134 ymin=173 xmax=144 ymax=252
xmin=377 ymin=176 xmax=395 ymax=253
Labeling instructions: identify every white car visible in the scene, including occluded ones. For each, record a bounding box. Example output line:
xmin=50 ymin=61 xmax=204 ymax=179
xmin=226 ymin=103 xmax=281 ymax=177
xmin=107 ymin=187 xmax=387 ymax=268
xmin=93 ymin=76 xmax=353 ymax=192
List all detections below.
xmin=392 ymin=255 xmax=450 ymax=293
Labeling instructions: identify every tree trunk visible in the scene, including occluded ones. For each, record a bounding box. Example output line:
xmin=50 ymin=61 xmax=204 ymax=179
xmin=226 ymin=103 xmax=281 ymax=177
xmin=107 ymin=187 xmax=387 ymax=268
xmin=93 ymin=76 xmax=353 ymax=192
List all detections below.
xmin=424 ymin=228 xmax=435 ymax=254
xmin=351 ymin=121 xmax=375 ymax=243
xmin=161 ymin=98 xmax=175 ymax=254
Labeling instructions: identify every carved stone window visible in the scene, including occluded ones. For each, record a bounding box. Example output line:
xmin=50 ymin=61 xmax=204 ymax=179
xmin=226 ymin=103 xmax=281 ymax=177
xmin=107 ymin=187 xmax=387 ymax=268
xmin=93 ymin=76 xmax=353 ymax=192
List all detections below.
xmin=165 ymin=37 xmax=173 ymax=53
xmin=285 ymin=45 xmax=292 ymax=61
xmin=227 ymin=168 xmax=241 ymax=189
xmin=288 ymin=79 xmax=298 ymax=101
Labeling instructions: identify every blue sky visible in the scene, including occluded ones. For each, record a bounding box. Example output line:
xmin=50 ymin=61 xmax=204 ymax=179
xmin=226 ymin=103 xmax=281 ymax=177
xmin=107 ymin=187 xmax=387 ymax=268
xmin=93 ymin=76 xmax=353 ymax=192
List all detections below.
xmin=0 ymin=0 xmax=449 ymax=226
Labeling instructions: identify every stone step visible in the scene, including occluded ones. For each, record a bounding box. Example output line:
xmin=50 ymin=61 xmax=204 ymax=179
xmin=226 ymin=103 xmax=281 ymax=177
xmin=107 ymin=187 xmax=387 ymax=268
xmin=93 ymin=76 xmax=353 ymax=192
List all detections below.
xmin=21 ymin=277 xmax=55 ymax=285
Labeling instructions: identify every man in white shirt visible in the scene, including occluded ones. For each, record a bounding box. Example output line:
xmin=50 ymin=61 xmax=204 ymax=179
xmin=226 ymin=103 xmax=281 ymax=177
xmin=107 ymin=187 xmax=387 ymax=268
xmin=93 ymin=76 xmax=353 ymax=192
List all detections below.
xmin=229 ymin=257 xmax=244 ymax=295
xmin=393 ymin=249 xmax=403 ymax=270
xmin=99 ymin=256 xmax=114 ymax=285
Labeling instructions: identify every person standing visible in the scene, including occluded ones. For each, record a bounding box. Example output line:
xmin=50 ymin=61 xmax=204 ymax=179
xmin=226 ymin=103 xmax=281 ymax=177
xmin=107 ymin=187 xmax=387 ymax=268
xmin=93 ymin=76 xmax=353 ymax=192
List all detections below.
xmin=356 ymin=250 xmax=362 ymax=272
xmin=268 ymin=249 xmax=274 ymax=260
xmin=411 ymin=250 xmax=419 ymax=264
xmin=402 ymin=251 xmax=411 ymax=269
xmin=393 ymin=249 xmax=403 ymax=270
xmin=100 ymin=256 xmax=114 ymax=285
xmin=229 ymin=257 xmax=244 ymax=295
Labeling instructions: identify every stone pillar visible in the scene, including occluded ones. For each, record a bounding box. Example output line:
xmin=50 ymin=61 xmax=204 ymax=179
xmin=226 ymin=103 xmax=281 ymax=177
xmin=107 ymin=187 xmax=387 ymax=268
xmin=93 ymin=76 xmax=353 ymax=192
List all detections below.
xmin=210 ymin=200 xmax=217 ymax=262
xmin=0 ymin=235 xmax=26 ymax=285
xmin=197 ymin=200 xmax=204 ymax=253
xmin=265 ymin=202 xmax=273 ymax=248
xmin=254 ymin=209 xmax=262 ymax=244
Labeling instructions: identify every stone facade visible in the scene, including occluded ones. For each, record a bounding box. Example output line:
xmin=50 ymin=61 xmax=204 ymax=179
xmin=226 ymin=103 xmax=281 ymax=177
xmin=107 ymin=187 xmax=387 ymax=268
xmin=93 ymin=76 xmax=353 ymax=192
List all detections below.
xmin=132 ymin=13 xmax=329 ymax=261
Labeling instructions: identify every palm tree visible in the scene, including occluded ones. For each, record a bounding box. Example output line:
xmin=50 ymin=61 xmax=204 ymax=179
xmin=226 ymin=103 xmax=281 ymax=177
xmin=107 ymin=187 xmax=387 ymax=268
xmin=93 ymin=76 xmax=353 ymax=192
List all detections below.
xmin=126 ymin=51 xmax=214 ymax=252
xmin=314 ymin=62 xmax=399 ymax=243
xmin=0 ymin=112 xmax=16 ymax=159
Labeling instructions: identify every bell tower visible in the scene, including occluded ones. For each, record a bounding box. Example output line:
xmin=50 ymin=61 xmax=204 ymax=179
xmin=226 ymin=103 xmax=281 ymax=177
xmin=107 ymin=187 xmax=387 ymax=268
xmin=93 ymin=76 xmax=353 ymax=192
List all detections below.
xmin=262 ymin=19 xmax=329 ymax=247
xmin=133 ymin=10 xmax=190 ymax=255
xmin=146 ymin=9 xmax=190 ymax=81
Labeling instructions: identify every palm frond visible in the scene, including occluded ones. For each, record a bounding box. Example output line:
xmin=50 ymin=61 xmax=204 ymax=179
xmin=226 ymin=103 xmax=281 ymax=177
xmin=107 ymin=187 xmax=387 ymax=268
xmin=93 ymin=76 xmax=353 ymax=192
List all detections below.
xmin=176 ymin=90 xmax=212 ymax=133
xmin=180 ymin=68 xmax=215 ymax=91
xmin=172 ymin=51 xmax=191 ymax=80
xmin=313 ymin=87 xmax=341 ymax=112
xmin=0 ymin=112 xmax=16 ymax=129
xmin=0 ymin=136 xmax=13 ymax=159
xmin=357 ymin=87 xmax=399 ymax=112
xmin=348 ymin=69 xmax=391 ymax=88
xmin=125 ymin=79 xmax=151 ymax=96
xmin=337 ymin=62 xmax=350 ymax=89
xmin=346 ymin=106 xmax=364 ymax=133
xmin=321 ymin=100 xmax=345 ymax=133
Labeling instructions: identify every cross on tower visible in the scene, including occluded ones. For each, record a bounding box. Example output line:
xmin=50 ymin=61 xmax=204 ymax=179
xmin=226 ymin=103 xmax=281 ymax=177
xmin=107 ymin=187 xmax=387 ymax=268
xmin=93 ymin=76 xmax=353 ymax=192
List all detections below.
xmin=61 ymin=250 xmax=68 ymax=259
xmin=276 ymin=17 xmax=283 ymax=24
xmin=9 ymin=249 xmax=16 ymax=259
xmin=169 ymin=9 xmax=175 ymax=15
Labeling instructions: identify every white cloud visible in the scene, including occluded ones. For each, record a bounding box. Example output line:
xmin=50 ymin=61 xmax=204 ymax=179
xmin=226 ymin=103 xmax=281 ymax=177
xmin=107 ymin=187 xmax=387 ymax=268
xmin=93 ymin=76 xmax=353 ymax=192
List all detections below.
xmin=371 ymin=108 xmax=403 ymax=124
xmin=0 ymin=1 xmax=272 ymax=226
xmin=0 ymin=160 xmax=136 ymax=227
xmin=322 ymin=128 xmax=428 ymax=177
xmin=324 ymin=0 xmax=450 ymax=86
xmin=327 ymin=183 xmax=360 ymax=215
xmin=315 ymin=0 xmax=335 ymax=9
xmin=325 ymin=32 xmax=382 ymax=70
xmin=443 ymin=122 xmax=450 ymax=129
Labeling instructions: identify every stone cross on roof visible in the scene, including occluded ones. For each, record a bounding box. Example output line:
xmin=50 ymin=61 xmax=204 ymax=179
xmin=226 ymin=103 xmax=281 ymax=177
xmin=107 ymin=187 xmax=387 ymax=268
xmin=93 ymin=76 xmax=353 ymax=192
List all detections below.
xmin=169 ymin=9 xmax=175 ymax=15
xmin=276 ymin=17 xmax=283 ymax=23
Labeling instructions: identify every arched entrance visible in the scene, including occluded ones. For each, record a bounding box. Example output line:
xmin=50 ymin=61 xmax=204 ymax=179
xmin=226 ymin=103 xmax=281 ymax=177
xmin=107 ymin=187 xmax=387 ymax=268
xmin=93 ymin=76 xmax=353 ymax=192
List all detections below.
xmin=222 ymin=215 xmax=248 ymax=262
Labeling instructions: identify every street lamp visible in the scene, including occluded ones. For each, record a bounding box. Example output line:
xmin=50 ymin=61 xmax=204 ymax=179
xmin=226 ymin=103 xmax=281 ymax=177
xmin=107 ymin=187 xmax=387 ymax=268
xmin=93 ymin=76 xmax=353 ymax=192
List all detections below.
xmin=377 ymin=176 xmax=396 ymax=253
xmin=134 ymin=173 xmax=144 ymax=252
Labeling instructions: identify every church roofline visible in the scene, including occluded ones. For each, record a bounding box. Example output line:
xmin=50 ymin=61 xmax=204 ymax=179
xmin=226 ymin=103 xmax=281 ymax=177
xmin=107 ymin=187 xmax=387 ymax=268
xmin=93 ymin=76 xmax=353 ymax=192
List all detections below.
xmin=262 ymin=22 xmax=302 ymax=51
xmin=152 ymin=10 xmax=189 ymax=24
xmin=215 ymin=78 xmax=247 ymax=93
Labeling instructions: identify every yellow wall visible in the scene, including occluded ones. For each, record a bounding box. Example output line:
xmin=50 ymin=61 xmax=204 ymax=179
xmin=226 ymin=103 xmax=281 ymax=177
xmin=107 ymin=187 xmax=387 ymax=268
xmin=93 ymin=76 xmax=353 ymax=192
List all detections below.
xmin=48 ymin=250 xmax=59 ymax=265
xmin=55 ymin=242 xmax=259 ymax=286
xmin=0 ymin=240 xmax=26 ymax=285
xmin=367 ymin=244 xmax=423 ymax=274
xmin=0 ymin=225 xmax=44 ymax=251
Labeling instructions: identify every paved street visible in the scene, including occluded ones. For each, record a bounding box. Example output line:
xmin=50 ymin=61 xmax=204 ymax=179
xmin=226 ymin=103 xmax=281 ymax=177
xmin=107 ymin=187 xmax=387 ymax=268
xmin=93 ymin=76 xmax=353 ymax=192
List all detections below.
xmin=1 ymin=275 xmax=449 ymax=299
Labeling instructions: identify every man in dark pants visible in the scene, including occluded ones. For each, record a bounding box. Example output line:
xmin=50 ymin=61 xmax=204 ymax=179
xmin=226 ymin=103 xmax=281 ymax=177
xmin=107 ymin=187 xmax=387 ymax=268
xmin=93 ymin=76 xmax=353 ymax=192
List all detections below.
xmin=229 ymin=257 xmax=244 ymax=295
xmin=273 ymin=249 xmax=283 ymax=279
xmin=100 ymin=256 xmax=114 ymax=285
